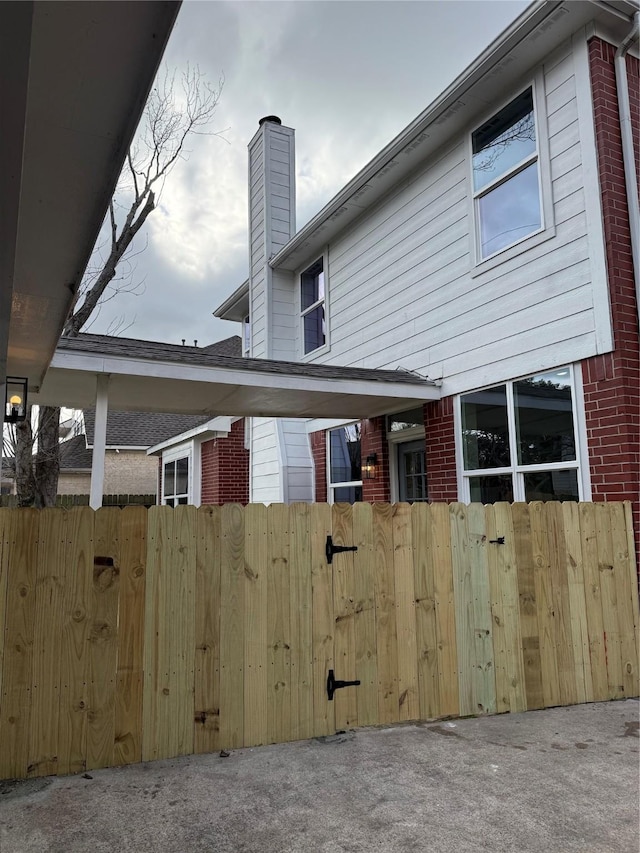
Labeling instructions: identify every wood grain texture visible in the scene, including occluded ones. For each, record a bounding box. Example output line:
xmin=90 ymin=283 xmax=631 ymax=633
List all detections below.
xmin=579 ymin=503 xmax=608 ymax=702
xmin=0 ymin=510 xmax=38 ymax=779
xmin=412 ymin=503 xmax=440 ymax=719
xmin=512 ymin=503 xmax=543 ymax=711
xmin=87 ymin=507 xmax=119 ymax=771
xmin=243 ymin=503 xmax=268 ymax=747
xmin=310 ymin=503 xmax=334 ymax=737
xmin=290 ymin=503 xmax=313 ymax=740
xmin=393 ymin=503 xmax=419 ymax=721
xmin=219 ymin=504 xmax=245 ymax=749
xmin=372 ymin=503 xmax=398 ymax=724
xmin=28 ymin=509 xmax=68 ymax=777
xmin=430 ymin=503 xmax=459 ymax=717
xmin=332 ymin=503 xmax=357 ymax=730
xmin=194 ymin=506 xmax=222 ymax=754
xmin=114 ymin=506 xmax=147 ymax=765
xmin=352 ymin=503 xmax=377 ymax=728
xmin=267 ymin=504 xmax=291 ymax=743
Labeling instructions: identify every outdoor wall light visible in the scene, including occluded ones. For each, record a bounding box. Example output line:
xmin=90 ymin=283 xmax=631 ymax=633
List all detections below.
xmin=362 ymin=453 xmax=378 ymax=480
xmin=4 ymin=377 xmax=28 ymax=424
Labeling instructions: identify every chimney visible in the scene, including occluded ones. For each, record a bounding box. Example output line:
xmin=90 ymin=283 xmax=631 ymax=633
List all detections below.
xmin=247 ymin=116 xmax=295 ymax=358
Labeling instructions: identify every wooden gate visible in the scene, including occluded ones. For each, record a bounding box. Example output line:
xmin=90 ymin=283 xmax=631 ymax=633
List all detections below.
xmin=0 ymin=501 xmax=637 ymax=780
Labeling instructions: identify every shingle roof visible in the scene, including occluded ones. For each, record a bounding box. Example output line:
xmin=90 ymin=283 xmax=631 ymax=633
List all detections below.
xmin=83 ymin=409 xmax=212 ymax=447
xmin=57 ymin=333 xmax=434 ymax=387
xmin=59 ymin=434 xmax=93 ymax=470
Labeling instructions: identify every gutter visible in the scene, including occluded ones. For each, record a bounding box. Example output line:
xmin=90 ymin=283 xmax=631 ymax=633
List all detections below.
xmin=614 ymin=11 xmax=640 ymax=325
xmin=270 ymin=0 xmax=564 ymax=268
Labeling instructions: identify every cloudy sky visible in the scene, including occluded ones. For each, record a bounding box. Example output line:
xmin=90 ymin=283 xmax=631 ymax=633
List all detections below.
xmin=87 ymin=0 xmax=529 ymax=347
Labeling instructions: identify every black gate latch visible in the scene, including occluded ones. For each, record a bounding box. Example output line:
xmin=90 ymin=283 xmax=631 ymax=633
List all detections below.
xmin=326 ymin=669 xmax=361 ymax=701
xmin=325 ymin=535 xmax=358 ymax=564
xmin=489 ymin=537 xmax=505 ymax=545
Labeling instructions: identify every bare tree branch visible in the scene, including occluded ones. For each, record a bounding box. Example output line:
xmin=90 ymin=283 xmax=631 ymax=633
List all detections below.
xmin=12 ymin=64 xmax=223 ymax=506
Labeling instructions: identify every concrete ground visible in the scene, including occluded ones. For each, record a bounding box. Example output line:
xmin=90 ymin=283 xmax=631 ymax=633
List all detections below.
xmin=0 ymin=700 xmax=638 ymax=853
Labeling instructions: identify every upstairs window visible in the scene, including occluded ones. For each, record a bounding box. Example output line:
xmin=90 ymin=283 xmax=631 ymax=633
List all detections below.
xmin=472 ymin=87 xmax=541 ymax=260
xmin=300 ymin=257 xmax=325 ymax=354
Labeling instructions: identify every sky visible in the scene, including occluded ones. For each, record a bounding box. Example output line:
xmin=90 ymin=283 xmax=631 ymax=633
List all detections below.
xmin=87 ymin=0 xmax=530 ymax=347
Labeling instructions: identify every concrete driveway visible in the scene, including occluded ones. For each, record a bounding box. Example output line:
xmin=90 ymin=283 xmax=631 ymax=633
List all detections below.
xmin=1 ymin=700 xmax=638 ymax=853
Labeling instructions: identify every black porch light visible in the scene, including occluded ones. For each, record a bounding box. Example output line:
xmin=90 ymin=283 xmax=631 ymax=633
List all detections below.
xmin=4 ymin=377 xmax=28 ymax=424
xmin=362 ymin=453 xmax=378 ymax=480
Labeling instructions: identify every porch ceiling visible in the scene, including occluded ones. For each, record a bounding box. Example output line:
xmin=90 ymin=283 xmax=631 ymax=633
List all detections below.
xmin=33 ymin=335 xmax=441 ymax=420
xmin=1 ymin=1 xmax=179 ymax=391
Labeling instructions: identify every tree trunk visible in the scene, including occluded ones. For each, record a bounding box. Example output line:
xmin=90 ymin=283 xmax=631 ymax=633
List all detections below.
xmin=14 ymin=414 xmax=36 ymax=507
xmin=35 ymin=406 xmax=61 ymax=508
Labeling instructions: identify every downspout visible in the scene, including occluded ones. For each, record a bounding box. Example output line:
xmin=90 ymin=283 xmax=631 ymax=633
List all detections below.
xmin=614 ymin=11 xmax=640 ymax=325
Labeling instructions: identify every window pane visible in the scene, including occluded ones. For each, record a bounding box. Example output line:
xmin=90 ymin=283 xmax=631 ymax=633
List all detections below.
xmin=303 ymin=304 xmax=325 ymax=353
xmin=468 ymin=475 xmax=514 ymax=503
xmin=333 ymin=485 xmax=363 ymax=503
xmin=524 ymin=469 xmax=579 ymax=502
xmin=388 ymin=406 xmax=424 ymax=432
xmin=478 ymin=162 xmax=541 ymax=258
xmin=301 ymin=258 xmax=323 ymax=310
xmin=176 ymin=457 xmax=189 ymax=494
xmin=177 ymin=496 xmax=189 ymax=505
xmin=330 ymin=425 xmax=361 ymax=483
xmin=473 ymin=88 xmax=536 ymax=191
xmin=163 ymin=461 xmax=175 ymax=497
xmin=514 ymin=370 xmax=575 ymax=465
xmin=165 ymin=497 xmax=175 ymax=508
xmin=243 ymin=315 xmax=251 ymax=353
xmin=461 ymin=385 xmax=510 ymax=470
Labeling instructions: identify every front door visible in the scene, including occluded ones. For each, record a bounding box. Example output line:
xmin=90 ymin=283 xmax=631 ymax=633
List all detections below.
xmin=397 ymin=440 xmax=427 ymax=502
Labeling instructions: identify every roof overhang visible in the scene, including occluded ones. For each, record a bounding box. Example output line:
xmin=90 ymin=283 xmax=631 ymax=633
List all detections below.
xmin=33 ymin=341 xmax=440 ymax=420
xmin=214 ymin=279 xmax=250 ymax=322
xmin=147 ymin=417 xmax=234 ymax=455
xmin=1 ymin=1 xmax=180 ymax=391
xmin=267 ymin=0 xmax=639 ymax=272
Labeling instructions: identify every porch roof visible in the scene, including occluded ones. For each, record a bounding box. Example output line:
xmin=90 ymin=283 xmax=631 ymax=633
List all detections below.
xmin=33 ymin=334 xmax=440 ymax=420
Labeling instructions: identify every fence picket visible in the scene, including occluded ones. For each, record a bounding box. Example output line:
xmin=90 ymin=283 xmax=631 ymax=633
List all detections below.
xmin=0 ymin=501 xmax=636 ymax=781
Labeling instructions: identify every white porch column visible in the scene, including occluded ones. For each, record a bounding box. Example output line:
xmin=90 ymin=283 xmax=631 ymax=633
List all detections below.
xmin=89 ymin=374 xmax=109 ymax=510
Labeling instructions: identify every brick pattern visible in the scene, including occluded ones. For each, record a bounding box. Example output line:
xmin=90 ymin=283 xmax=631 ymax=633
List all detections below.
xmin=585 ymin=39 xmax=640 ymax=557
xmin=310 ymin=430 xmax=327 ymax=503
xmin=201 ymin=419 xmax=250 ymax=505
xmin=423 ymin=398 xmax=458 ymax=503
xmin=361 ymin=417 xmax=391 ymax=502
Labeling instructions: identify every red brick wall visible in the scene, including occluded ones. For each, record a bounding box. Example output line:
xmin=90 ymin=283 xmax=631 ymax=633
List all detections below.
xmin=585 ymin=39 xmax=640 ymax=556
xmin=201 ymin=419 xmax=249 ymax=505
xmin=424 ymin=398 xmax=458 ymax=503
xmin=361 ymin=417 xmax=391 ymax=502
xmin=310 ymin=430 xmax=327 ymax=503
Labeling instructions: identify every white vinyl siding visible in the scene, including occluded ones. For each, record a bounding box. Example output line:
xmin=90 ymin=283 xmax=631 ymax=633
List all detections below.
xmin=300 ymin=40 xmax=608 ymax=401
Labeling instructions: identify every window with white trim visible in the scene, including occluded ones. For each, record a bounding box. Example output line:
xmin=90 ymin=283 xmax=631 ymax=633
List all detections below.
xmin=163 ymin=455 xmax=190 ymax=506
xmin=300 ymin=257 xmax=325 ymax=354
xmin=459 ymin=367 xmax=582 ymax=503
xmin=328 ymin=424 xmax=362 ymax=503
xmin=472 ymin=86 xmax=541 ymax=260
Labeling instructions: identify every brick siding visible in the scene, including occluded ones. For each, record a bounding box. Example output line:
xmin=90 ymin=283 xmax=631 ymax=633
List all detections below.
xmin=585 ymin=38 xmax=640 ymax=557
xmin=361 ymin=417 xmax=391 ymax=502
xmin=423 ymin=398 xmax=458 ymax=503
xmin=201 ymin=418 xmax=249 ymax=505
xmin=310 ymin=430 xmax=327 ymax=503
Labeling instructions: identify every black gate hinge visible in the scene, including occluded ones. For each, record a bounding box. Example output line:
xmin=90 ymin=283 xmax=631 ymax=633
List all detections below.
xmin=325 ymin=535 xmax=358 ymax=564
xmin=326 ymin=669 xmax=361 ymax=701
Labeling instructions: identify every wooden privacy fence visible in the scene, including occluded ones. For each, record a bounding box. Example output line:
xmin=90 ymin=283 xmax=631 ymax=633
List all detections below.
xmin=0 ymin=501 xmax=638 ymax=780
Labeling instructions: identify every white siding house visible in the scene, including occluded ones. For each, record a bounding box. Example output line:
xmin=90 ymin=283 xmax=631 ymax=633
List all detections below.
xmin=215 ymin=0 xmax=639 ymax=515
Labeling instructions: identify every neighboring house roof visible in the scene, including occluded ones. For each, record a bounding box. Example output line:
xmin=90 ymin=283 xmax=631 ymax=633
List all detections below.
xmin=83 ymin=409 xmax=212 ymax=449
xmin=59 ymin=435 xmax=93 ymax=471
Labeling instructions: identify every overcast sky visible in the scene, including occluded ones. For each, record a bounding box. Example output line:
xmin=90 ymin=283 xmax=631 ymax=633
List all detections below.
xmin=87 ymin=0 xmax=530 ymax=346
